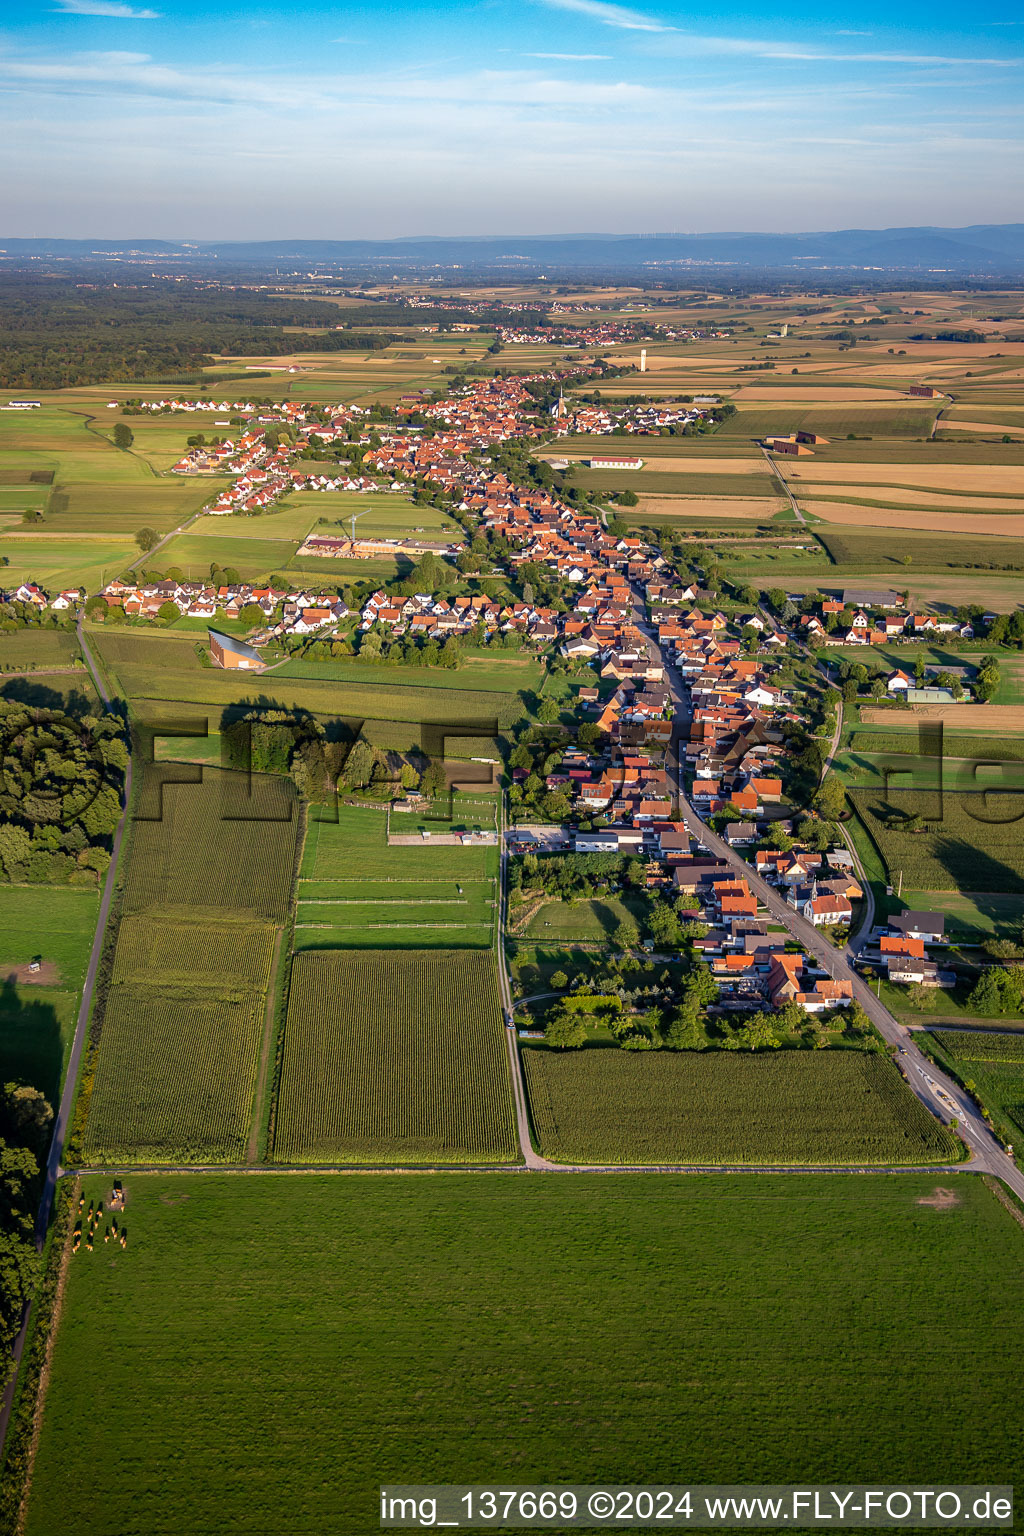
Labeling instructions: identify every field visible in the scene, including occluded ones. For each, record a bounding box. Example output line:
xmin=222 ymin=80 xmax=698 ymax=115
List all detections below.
xmin=0 ymin=885 xmax=99 ymax=1103
xmin=899 ymin=890 xmax=1024 ymax=942
xmin=0 ymin=629 xmax=81 ymax=672
xmin=273 ymin=654 xmax=542 ymax=694
xmin=926 ymin=1031 xmax=1024 ymax=1151
xmin=861 ymin=704 xmax=1024 ymax=732
xmin=84 ymin=766 xmax=297 ymax=1162
xmin=521 ymin=1049 xmax=961 ymax=1165
xmin=522 ymin=895 xmax=647 ymax=942
xmin=22 ymin=1172 xmax=1024 ymax=1536
xmin=301 ymin=802 xmax=498 ymax=887
xmin=85 ymin=986 xmax=266 ymax=1163
xmin=272 ymin=949 xmax=517 ymax=1163
xmin=102 ymin=661 xmax=527 ymax=730
xmin=847 ymin=787 xmax=1024 ymax=893
xmin=125 ymin=767 xmax=298 ymax=920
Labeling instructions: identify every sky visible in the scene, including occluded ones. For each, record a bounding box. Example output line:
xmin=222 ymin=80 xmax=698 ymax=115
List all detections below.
xmin=0 ymin=0 xmax=1021 ymax=238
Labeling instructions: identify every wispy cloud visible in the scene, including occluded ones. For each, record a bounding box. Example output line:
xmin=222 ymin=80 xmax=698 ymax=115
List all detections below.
xmin=53 ymin=0 xmax=160 ymax=16
xmin=533 ymin=0 xmax=674 ymax=34
xmin=525 ymin=51 xmax=613 ymax=59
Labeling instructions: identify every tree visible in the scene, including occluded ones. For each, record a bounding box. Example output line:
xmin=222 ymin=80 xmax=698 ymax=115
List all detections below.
xmin=536 ymin=698 xmax=559 ymax=724
xmin=550 ymin=970 xmax=569 ymax=991
xmin=813 ymin=772 xmax=846 ymax=822
xmin=156 ymin=600 xmax=179 ymax=624
xmin=545 ymin=1007 xmax=587 ymax=1049
xmin=135 ymin=526 xmax=159 ymax=553
xmin=421 ymin=760 xmax=447 ymax=799
xmin=239 ymin=603 xmax=265 ymax=627
xmin=736 ymin=1012 xmax=782 ymax=1050
xmin=662 ymin=1004 xmax=704 ymax=1050
xmin=0 ymin=825 xmax=31 ymax=878
xmin=615 ymin=489 xmax=639 ymax=507
xmin=341 ymin=738 xmax=376 ymax=789
xmin=766 ymin=822 xmax=793 ymax=853
xmin=113 ymin=422 xmax=134 ymax=450
xmin=613 ymin=918 xmax=639 ymax=952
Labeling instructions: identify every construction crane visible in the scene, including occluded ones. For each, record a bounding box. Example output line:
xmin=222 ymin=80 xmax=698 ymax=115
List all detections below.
xmin=348 ymin=507 xmax=372 ymax=545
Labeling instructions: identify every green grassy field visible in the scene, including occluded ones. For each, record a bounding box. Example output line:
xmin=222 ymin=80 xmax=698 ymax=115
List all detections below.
xmin=272 ymin=949 xmax=517 ymax=1163
xmin=0 ymin=533 xmax=138 ymax=592
xmin=847 ymin=787 xmax=1024 ymax=894
xmin=273 ymin=655 xmax=543 ymax=694
xmin=522 ymin=895 xmax=647 ymax=942
xmin=302 ymin=804 xmax=498 ymax=884
xmin=0 ymin=629 xmax=81 ymax=672
xmin=899 ymin=890 xmax=1024 ymax=942
xmin=0 ymin=885 xmax=99 ymax=1103
xmin=43 ymin=478 xmax=218 ymax=535
xmin=22 ymin=1172 xmax=1024 ymax=1536
xmin=154 ymin=532 xmax=303 ymax=579
xmin=106 ymin=662 xmax=527 ymax=728
xmin=521 ymin=1048 xmax=962 ymax=1165
xmin=279 ymin=489 xmax=464 ymax=540
xmin=813 ymin=528 xmax=1024 ymax=572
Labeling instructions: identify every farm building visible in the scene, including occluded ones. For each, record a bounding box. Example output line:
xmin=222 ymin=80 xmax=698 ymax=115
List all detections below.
xmin=208 ymin=629 xmax=264 ymax=671
xmin=763 ymin=436 xmax=813 ymax=456
xmin=588 ymin=455 xmax=644 ymax=469
xmin=795 ymin=430 xmax=830 ymax=445
xmin=908 ymin=384 xmax=941 ymax=399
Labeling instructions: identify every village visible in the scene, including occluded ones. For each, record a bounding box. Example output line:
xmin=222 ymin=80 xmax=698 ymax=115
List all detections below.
xmin=0 ymin=372 xmax=982 ymax=1015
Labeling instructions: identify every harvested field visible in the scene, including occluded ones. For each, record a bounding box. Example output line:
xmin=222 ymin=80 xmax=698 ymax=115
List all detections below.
xmin=941 ymin=419 xmax=1024 ymax=436
xmin=788 ymin=463 xmax=1024 ymax=492
xmin=803 ymin=485 xmax=1024 ymax=511
xmin=731 ymin=387 xmax=910 ymax=401
xmin=807 ymin=504 xmax=1024 ymax=536
xmin=861 ymin=705 xmax=1024 ymax=732
xmin=634 ymin=496 xmax=783 ymax=518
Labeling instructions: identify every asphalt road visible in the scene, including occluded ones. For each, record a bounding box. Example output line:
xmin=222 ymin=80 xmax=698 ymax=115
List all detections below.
xmin=631 ymin=590 xmax=1024 ymax=1203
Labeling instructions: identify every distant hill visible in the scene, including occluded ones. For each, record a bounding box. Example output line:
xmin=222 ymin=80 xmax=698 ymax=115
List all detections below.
xmin=4 ymin=226 xmax=1024 ymax=275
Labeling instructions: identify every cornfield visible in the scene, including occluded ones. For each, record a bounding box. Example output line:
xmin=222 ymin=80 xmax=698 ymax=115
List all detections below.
xmin=125 ymin=766 xmax=298 ymax=920
xmin=932 ymin=1030 xmax=1024 ymax=1062
xmin=112 ymin=916 xmax=278 ymax=994
xmin=522 ymin=1050 xmax=962 ymax=1167
xmin=86 ymin=991 xmax=264 ymax=1163
xmin=273 ymin=950 xmax=518 ymax=1164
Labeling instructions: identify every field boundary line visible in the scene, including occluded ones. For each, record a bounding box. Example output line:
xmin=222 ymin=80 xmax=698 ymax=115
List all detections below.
xmin=247 ymin=927 xmax=285 ymax=1166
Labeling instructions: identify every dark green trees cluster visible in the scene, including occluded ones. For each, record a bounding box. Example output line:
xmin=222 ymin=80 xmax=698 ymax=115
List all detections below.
xmin=0 ymin=703 xmax=127 ymax=885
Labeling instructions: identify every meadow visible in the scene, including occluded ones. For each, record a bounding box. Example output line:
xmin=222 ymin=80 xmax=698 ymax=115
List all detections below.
xmin=521 ymin=1048 xmax=961 ymax=1165
xmin=0 ymin=629 xmax=81 ymax=672
xmin=301 ymin=803 xmax=498 ymax=885
xmin=272 ymin=949 xmax=517 ymax=1163
xmin=521 ymin=895 xmax=647 ymax=942
xmin=106 ymin=663 xmax=527 ymax=729
xmin=0 ymin=885 xmax=99 ymax=1103
xmin=21 ymin=1172 xmax=1024 ymax=1536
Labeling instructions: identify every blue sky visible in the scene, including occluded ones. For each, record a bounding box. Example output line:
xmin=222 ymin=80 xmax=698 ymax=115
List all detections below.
xmin=0 ymin=0 xmax=1021 ymax=237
